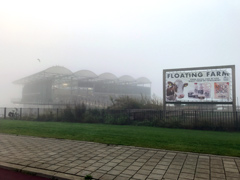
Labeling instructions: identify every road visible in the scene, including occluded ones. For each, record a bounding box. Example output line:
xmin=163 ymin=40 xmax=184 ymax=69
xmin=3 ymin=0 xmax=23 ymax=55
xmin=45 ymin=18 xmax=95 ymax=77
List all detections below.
xmin=0 ymin=168 xmax=50 ymax=180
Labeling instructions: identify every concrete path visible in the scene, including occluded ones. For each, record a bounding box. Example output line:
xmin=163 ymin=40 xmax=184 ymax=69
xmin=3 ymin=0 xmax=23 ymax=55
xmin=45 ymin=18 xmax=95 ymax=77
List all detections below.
xmin=0 ymin=134 xmax=239 ymax=180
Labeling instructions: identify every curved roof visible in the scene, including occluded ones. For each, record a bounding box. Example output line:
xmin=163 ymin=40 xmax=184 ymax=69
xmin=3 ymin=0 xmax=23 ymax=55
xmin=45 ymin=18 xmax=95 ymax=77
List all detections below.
xmin=119 ymin=75 xmax=135 ymax=82
xmin=98 ymin=73 xmax=118 ymax=80
xmin=13 ymin=66 xmax=73 ymax=84
xmin=44 ymin=66 xmax=72 ymax=75
xmin=13 ymin=67 xmax=151 ymax=85
xmin=136 ymin=77 xmax=151 ymax=84
xmin=74 ymin=70 xmax=97 ymax=79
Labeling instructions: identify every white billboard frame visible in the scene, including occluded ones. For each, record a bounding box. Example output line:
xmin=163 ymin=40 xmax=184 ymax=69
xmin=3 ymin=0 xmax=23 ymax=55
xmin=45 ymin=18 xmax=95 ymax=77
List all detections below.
xmin=163 ymin=65 xmax=236 ymax=110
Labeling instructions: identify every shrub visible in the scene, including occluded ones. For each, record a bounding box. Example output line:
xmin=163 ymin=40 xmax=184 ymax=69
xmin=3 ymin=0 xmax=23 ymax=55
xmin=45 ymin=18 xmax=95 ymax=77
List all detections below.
xmin=104 ymin=112 xmax=129 ymax=125
xmin=38 ymin=114 xmax=55 ymax=121
xmin=108 ymin=95 xmax=163 ymax=110
xmin=61 ymin=106 xmax=75 ymax=122
xmin=74 ymin=103 xmax=86 ymax=122
xmin=83 ymin=109 xmax=104 ymax=123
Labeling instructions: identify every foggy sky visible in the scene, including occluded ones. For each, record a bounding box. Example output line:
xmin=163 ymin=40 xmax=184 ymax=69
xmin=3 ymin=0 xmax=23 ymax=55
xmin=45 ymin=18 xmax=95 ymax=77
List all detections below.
xmin=1 ymin=0 xmax=240 ymax=107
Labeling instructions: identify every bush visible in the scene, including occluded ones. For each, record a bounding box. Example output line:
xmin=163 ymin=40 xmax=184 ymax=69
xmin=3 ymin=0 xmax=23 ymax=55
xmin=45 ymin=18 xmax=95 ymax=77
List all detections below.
xmin=37 ymin=110 xmax=56 ymax=122
xmin=83 ymin=109 xmax=104 ymax=123
xmin=108 ymin=95 xmax=163 ymax=110
xmin=74 ymin=103 xmax=86 ymax=122
xmin=104 ymin=112 xmax=129 ymax=125
xmin=38 ymin=113 xmax=55 ymax=121
xmin=133 ymin=119 xmax=154 ymax=126
xmin=61 ymin=106 xmax=75 ymax=122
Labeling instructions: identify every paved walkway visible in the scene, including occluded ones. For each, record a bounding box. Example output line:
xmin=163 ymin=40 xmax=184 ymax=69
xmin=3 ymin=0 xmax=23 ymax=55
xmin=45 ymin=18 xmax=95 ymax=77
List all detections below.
xmin=0 ymin=134 xmax=239 ymax=180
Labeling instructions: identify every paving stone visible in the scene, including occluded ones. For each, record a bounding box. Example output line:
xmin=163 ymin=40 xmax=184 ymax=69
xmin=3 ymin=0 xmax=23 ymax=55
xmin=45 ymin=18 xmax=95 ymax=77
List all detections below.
xmin=211 ymin=172 xmax=226 ymax=179
xmin=106 ymin=162 xmax=119 ymax=167
xmin=127 ymin=165 xmax=141 ymax=171
xmin=194 ymin=177 xmax=209 ymax=180
xmin=116 ymin=173 xmax=132 ymax=178
xmin=167 ymin=168 xmax=181 ymax=175
xmin=122 ymin=169 xmax=136 ymax=176
xmin=164 ymin=173 xmax=179 ymax=180
xmin=181 ymin=168 xmax=195 ymax=174
xmin=155 ymin=164 xmax=168 ymax=170
xmin=226 ymin=172 xmax=240 ymax=178
xmin=100 ymin=174 xmax=116 ymax=180
xmin=196 ymin=165 xmax=209 ymax=169
xmin=132 ymin=173 xmax=148 ymax=180
xmin=141 ymin=165 xmax=154 ymax=170
xmin=169 ymin=164 xmax=182 ymax=169
xmin=179 ymin=172 xmax=194 ymax=179
xmin=47 ymin=165 xmax=61 ymax=171
xmin=77 ymin=170 xmax=93 ymax=176
xmin=211 ymin=178 xmax=225 ymax=180
xmin=118 ymin=162 xmax=132 ymax=167
xmin=37 ymin=163 xmax=51 ymax=169
xmin=114 ymin=176 xmax=131 ymax=180
xmin=137 ymin=169 xmax=151 ymax=175
xmin=90 ymin=171 xmax=105 ymax=179
xmin=65 ymin=168 xmax=81 ymax=175
xmin=54 ymin=172 xmax=83 ymax=180
xmin=92 ymin=162 xmax=105 ymax=167
xmin=226 ymin=178 xmax=240 ymax=180
xmin=65 ymin=163 xmax=78 ymax=168
xmin=178 ymin=178 xmax=193 ymax=180
xmin=195 ymin=173 xmax=210 ymax=179
xmin=147 ymin=173 xmax=163 ymax=179
xmin=84 ymin=166 xmax=99 ymax=171
xmin=225 ymin=168 xmax=239 ymax=173
xmin=55 ymin=166 xmax=71 ymax=173
xmin=152 ymin=168 xmax=166 ymax=175
xmin=158 ymin=161 xmax=171 ymax=166
xmin=184 ymin=165 xmax=196 ymax=170
xmin=99 ymin=165 xmax=113 ymax=171
xmin=224 ymin=164 xmax=238 ymax=168
xmin=131 ymin=162 xmax=145 ymax=166
xmin=145 ymin=162 xmax=157 ymax=166
xmin=196 ymin=168 xmax=210 ymax=174
xmin=1 ymin=134 xmax=240 ymax=180
xmin=112 ymin=165 xmax=127 ymax=171
xmin=210 ymin=168 xmax=224 ymax=173
xmin=107 ymin=169 xmax=123 ymax=175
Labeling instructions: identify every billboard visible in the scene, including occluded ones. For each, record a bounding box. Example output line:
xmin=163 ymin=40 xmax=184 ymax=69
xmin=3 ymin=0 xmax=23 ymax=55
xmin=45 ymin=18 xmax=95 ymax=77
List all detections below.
xmin=163 ymin=66 xmax=235 ymax=103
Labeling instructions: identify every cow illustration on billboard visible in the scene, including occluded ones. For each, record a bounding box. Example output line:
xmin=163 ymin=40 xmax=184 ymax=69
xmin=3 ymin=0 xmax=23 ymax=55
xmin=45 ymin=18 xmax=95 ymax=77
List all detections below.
xmin=166 ymin=79 xmax=188 ymax=101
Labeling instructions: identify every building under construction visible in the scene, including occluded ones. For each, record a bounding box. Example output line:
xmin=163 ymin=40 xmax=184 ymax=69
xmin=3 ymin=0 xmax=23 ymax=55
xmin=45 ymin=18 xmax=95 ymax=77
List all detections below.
xmin=13 ymin=66 xmax=151 ymax=108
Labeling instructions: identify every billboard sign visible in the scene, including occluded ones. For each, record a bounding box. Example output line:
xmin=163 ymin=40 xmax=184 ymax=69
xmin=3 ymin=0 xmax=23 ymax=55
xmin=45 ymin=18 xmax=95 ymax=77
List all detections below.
xmin=163 ymin=66 xmax=235 ymax=103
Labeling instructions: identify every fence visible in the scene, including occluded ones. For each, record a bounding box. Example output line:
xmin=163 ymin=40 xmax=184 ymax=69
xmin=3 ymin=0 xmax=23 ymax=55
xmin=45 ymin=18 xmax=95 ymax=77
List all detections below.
xmin=0 ymin=107 xmax=239 ymax=131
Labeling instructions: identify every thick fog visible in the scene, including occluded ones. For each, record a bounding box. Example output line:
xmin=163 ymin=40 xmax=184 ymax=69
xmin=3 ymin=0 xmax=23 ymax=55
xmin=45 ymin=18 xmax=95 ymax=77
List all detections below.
xmin=1 ymin=0 xmax=240 ymax=107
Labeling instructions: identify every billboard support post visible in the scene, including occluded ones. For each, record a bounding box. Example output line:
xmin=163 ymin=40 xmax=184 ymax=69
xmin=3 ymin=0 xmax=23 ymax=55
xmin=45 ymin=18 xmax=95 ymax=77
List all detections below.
xmin=232 ymin=65 xmax=236 ymax=112
xmin=163 ymin=69 xmax=166 ymax=111
xmin=232 ymin=65 xmax=237 ymax=123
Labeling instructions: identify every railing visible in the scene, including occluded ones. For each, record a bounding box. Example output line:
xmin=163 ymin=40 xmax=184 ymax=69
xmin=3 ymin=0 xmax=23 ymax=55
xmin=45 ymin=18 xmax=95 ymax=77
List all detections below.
xmin=0 ymin=107 xmax=239 ymax=131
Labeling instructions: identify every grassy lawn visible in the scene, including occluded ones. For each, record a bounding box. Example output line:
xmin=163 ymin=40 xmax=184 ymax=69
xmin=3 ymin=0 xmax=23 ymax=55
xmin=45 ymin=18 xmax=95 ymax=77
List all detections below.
xmin=0 ymin=119 xmax=240 ymax=157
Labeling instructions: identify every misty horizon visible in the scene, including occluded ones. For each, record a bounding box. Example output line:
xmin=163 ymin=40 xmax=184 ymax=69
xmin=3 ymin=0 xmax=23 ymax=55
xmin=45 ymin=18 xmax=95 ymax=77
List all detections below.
xmin=1 ymin=0 xmax=240 ymax=107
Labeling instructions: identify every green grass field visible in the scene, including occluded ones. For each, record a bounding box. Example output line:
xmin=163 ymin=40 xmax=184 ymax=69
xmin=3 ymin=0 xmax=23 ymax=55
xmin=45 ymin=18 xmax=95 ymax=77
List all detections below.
xmin=0 ymin=119 xmax=240 ymax=157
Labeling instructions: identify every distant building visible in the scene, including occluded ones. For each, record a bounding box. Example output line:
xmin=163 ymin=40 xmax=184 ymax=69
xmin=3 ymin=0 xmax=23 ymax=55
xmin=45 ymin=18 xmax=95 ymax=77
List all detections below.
xmin=13 ymin=66 xmax=151 ymax=108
